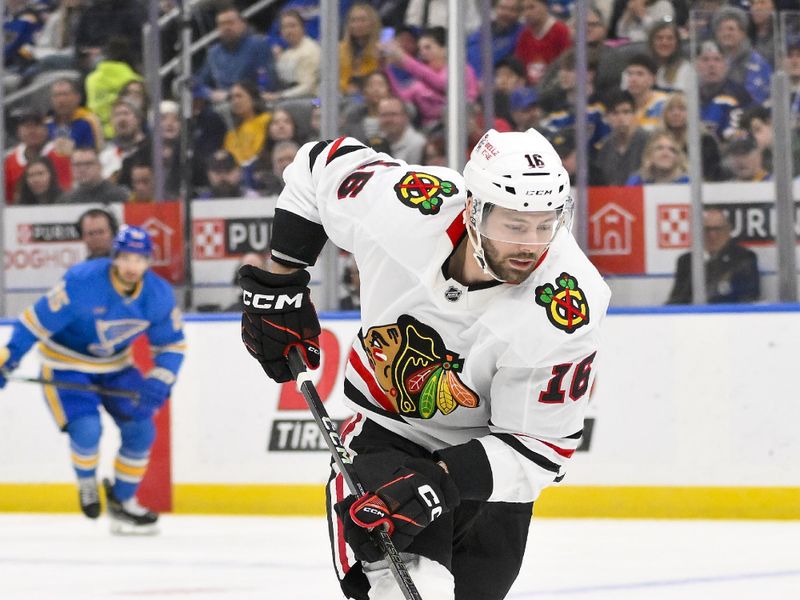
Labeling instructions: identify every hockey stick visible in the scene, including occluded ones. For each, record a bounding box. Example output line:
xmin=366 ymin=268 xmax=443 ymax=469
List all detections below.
xmin=1 ymin=371 xmax=140 ymax=400
xmin=287 ymin=348 xmax=424 ymax=600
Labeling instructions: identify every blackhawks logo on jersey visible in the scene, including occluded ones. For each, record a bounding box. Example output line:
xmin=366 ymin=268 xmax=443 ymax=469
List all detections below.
xmin=361 ymin=314 xmax=478 ymax=419
xmin=535 ymin=273 xmax=590 ymax=334
xmin=393 ymin=171 xmax=458 ymax=215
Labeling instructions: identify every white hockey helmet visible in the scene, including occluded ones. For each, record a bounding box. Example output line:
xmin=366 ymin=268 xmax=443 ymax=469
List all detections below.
xmin=462 ymin=128 xmax=573 ymax=279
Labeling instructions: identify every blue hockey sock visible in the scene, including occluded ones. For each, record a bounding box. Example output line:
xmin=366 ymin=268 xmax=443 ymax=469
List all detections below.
xmin=113 ymin=418 xmax=156 ymax=501
xmin=65 ymin=415 xmax=102 ymax=479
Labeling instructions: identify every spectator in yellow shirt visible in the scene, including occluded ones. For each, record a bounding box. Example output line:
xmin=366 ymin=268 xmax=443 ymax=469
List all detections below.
xmin=224 ymin=80 xmax=271 ymax=166
xmin=339 ymin=3 xmax=381 ymax=95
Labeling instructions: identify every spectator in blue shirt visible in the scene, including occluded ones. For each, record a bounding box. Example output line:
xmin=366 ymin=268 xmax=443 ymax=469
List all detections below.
xmin=696 ymin=40 xmax=752 ymax=142
xmin=466 ymin=0 xmax=524 ymax=78
xmin=712 ymin=6 xmax=772 ymax=105
xmin=196 ymin=4 xmax=276 ymax=104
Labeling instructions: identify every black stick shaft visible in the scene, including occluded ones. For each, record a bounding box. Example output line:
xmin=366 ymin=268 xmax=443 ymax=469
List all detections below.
xmin=4 ymin=373 xmax=140 ymax=400
xmin=287 ymin=348 xmax=423 ymax=600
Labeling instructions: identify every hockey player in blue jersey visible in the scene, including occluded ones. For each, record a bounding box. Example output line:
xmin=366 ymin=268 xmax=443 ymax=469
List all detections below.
xmin=0 ymin=225 xmax=185 ymax=534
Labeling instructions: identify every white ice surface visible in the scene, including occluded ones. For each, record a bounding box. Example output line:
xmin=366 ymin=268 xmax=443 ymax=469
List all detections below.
xmin=0 ymin=514 xmax=798 ymax=599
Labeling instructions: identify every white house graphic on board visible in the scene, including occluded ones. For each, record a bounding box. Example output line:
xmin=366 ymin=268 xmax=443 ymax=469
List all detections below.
xmin=141 ymin=217 xmax=174 ymax=267
xmin=590 ymin=203 xmax=635 ymax=255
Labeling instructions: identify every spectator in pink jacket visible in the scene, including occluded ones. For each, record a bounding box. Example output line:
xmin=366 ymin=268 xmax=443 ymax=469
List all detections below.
xmin=381 ymin=26 xmax=478 ymax=130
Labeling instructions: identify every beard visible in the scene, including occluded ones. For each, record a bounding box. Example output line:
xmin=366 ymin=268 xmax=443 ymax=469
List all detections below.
xmin=210 ymin=181 xmax=242 ymax=198
xmin=481 ymin=236 xmax=542 ymax=284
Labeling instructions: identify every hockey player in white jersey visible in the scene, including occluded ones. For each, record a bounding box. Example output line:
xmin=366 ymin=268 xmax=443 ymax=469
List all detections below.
xmin=239 ymin=129 xmax=610 ymax=599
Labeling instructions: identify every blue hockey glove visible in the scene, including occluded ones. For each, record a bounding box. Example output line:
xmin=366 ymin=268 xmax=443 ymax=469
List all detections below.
xmin=239 ymin=265 xmax=321 ymax=383
xmin=334 ymin=458 xmax=460 ymax=563
xmin=139 ymin=375 xmax=172 ymax=411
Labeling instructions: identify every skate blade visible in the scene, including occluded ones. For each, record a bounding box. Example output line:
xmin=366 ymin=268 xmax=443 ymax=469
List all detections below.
xmin=109 ymin=518 xmax=160 ymax=536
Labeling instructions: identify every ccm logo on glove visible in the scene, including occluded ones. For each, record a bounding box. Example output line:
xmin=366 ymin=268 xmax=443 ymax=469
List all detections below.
xmin=242 ymin=291 xmax=303 ymax=310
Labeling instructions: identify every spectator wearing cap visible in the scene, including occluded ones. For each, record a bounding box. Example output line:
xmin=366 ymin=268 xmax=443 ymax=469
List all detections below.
xmin=713 ymin=6 xmax=772 ymax=105
xmin=46 ymin=78 xmax=104 ymax=152
xmin=724 ymin=136 xmax=770 ymax=182
xmin=615 ymin=0 xmax=674 ymax=43
xmin=5 ymin=107 xmax=72 ymax=204
xmin=591 ymin=90 xmax=650 ymax=186
xmin=513 ymin=0 xmax=571 ymax=86
xmin=466 ymin=0 xmax=524 ymax=78
xmin=85 ymin=36 xmax=143 ymax=140
xmin=667 ymin=208 xmax=760 ymax=304
xmin=625 ymin=130 xmax=689 ymax=185
xmin=382 ymin=26 xmax=479 ymax=130
xmin=377 ymin=96 xmax=426 ymax=164
xmin=695 ymin=40 xmax=752 ymax=142
xmin=623 ymin=54 xmax=669 ymax=132
xmin=509 ymin=87 xmax=542 ymax=131
xmin=538 ymin=49 xmax=609 ymax=147
xmin=198 ymin=150 xmax=258 ymax=200
xmin=61 ymin=147 xmax=129 ymax=204
xmin=99 ymin=98 xmax=147 ymax=180
xmin=195 ymin=4 xmax=276 ymax=104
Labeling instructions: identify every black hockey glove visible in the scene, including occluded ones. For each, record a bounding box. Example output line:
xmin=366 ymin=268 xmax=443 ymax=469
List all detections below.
xmin=334 ymin=459 xmax=460 ymax=563
xmin=239 ymin=265 xmax=321 ymax=383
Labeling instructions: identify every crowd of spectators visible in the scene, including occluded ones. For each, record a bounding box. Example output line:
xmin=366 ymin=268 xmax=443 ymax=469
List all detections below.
xmin=2 ymin=0 xmax=800 ymax=308
xmin=3 ymin=0 xmax=800 ymax=208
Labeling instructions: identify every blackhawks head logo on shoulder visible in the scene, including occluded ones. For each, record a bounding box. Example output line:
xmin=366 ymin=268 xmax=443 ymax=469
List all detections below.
xmin=535 ymin=273 xmax=590 ymax=334
xmin=361 ymin=314 xmax=479 ymax=419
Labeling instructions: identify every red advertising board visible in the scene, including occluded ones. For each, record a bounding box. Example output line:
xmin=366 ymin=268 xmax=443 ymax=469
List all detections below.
xmin=587 ymin=186 xmax=646 ymax=274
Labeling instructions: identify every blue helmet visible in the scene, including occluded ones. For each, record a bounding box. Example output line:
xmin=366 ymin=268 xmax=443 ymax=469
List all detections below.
xmin=112 ymin=225 xmax=153 ymax=257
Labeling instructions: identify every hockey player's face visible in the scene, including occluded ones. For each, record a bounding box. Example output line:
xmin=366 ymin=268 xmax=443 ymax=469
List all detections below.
xmin=481 ymin=236 xmax=543 ymax=284
xmin=113 ymin=253 xmax=149 ymax=287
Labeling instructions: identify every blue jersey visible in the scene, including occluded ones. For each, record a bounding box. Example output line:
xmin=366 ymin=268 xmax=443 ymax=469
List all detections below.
xmin=6 ymin=258 xmax=185 ymax=379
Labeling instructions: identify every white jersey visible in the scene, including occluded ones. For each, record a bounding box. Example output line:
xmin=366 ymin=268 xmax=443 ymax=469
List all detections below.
xmin=276 ymin=137 xmax=611 ymax=504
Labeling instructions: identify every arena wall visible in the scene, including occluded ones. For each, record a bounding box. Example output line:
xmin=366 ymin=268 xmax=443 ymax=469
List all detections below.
xmin=1 ymin=307 xmax=799 ymax=519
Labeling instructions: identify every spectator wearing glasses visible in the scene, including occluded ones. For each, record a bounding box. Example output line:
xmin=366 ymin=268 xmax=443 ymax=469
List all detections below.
xmin=625 ymin=130 xmax=689 ymax=185
xmin=667 ymin=208 xmax=760 ymax=304
xmin=76 ymin=207 xmax=118 ymax=259
xmin=62 ymin=147 xmax=129 ymax=204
